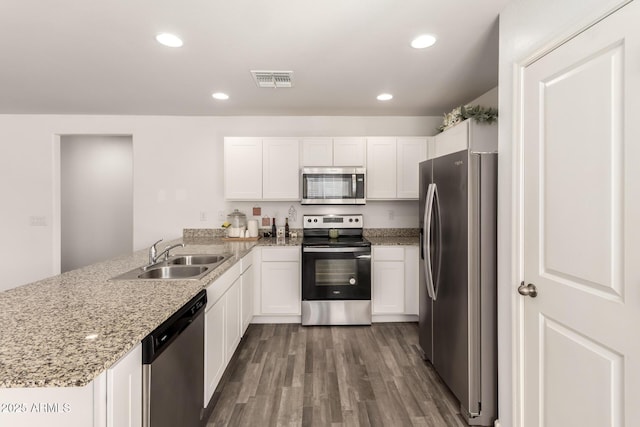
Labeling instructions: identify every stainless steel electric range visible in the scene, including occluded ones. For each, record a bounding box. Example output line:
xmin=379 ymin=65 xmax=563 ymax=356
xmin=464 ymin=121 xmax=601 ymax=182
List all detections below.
xmin=301 ymin=214 xmax=372 ymax=325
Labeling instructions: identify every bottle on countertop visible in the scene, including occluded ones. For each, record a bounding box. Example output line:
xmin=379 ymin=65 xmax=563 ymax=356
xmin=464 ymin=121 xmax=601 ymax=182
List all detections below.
xmin=271 ymin=218 xmax=276 ymax=237
xmin=285 ymin=218 xmax=290 ymax=237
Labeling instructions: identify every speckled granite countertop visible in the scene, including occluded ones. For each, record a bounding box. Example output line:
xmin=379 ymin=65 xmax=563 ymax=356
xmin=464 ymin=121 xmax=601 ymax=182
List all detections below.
xmin=0 ymin=237 xmax=263 ymax=388
xmin=0 ymin=229 xmax=411 ymax=388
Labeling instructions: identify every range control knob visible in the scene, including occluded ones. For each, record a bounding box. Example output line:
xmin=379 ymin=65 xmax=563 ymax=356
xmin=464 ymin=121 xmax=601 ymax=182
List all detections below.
xmin=307 ymin=218 xmax=312 ymax=223
xmin=349 ymin=277 xmax=356 ymax=285
xmin=349 ymin=218 xmax=353 ymax=222
xmin=355 ymin=218 xmax=359 ymax=222
xmin=314 ymin=218 xmax=318 ymax=222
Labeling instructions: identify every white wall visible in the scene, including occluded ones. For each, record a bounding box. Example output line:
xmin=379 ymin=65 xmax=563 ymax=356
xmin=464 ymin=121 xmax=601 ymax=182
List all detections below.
xmin=0 ymin=114 xmax=440 ymax=290
xmin=468 ymin=86 xmax=498 ymax=109
xmin=498 ymin=0 xmax=629 ymax=425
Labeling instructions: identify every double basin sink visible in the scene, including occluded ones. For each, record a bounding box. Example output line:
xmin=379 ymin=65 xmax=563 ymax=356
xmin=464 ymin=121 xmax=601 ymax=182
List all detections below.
xmin=111 ymin=254 xmax=226 ymax=281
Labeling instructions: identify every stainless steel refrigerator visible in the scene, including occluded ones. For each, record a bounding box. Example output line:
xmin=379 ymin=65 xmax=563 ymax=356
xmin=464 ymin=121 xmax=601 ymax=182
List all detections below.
xmin=418 ymin=148 xmax=497 ymax=426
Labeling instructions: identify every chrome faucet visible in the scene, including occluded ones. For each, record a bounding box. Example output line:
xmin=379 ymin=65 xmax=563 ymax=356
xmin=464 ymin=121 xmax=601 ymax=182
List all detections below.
xmin=148 ymin=239 xmax=185 ymax=266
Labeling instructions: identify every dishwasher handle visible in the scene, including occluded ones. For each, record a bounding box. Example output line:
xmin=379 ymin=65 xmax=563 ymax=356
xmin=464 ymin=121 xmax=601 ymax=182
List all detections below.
xmin=142 ymin=290 xmax=207 ymax=364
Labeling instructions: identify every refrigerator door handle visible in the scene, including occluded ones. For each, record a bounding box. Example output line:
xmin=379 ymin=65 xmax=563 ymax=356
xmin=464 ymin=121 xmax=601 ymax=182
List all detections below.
xmin=431 ymin=184 xmax=442 ymax=300
xmin=424 ymin=183 xmax=437 ymax=300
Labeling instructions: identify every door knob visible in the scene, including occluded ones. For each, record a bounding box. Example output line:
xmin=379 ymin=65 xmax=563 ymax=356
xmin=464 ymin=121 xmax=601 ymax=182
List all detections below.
xmin=518 ymin=282 xmax=538 ymax=298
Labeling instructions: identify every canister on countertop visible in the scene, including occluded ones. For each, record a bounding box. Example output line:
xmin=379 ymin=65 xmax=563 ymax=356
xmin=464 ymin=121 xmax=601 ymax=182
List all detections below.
xmin=227 ymin=209 xmax=247 ymax=237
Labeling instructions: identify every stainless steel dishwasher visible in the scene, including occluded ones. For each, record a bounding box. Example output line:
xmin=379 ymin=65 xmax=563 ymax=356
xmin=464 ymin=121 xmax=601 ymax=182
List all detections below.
xmin=142 ymin=290 xmax=207 ymax=427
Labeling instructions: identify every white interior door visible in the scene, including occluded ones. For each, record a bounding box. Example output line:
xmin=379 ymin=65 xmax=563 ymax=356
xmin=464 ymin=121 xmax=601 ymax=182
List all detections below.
xmin=522 ymin=2 xmax=640 ymax=426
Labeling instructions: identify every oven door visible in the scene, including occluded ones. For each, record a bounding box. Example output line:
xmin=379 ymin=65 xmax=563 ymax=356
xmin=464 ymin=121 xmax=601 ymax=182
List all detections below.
xmin=302 ymin=246 xmax=371 ymax=300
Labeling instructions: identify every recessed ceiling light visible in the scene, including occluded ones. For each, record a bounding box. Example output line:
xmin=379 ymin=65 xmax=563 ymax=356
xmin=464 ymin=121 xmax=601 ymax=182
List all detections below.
xmin=212 ymin=92 xmax=229 ymax=100
xmin=411 ymin=34 xmax=437 ymax=49
xmin=377 ymin=93 xmax=393 ymax=101
xmin=156 ymin=33 xmax=183 ymax=48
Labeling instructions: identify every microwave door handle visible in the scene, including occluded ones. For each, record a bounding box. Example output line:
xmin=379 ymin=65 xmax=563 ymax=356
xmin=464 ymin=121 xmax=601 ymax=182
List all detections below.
xmin=352 ymin=173 xmax=357 ymax=198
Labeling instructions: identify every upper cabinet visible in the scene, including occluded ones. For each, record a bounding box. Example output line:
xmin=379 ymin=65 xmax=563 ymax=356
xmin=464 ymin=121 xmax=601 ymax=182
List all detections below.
xmin=301 ymin=137 xmax=366 ymax=167
xmin=227 ymin=135 xmax=433 ymax=201
xmin=367 ymin=137 xmax=430 ymax=200
xmin=432 ymin=119 xmax=497 ymax=159
xmin=225 ymin=137 xmax=300 ymax=201
xmin=262 ymin=138 xmax=300 ymax=200
xmin=224 ymin=137 xmax=262 ymax=200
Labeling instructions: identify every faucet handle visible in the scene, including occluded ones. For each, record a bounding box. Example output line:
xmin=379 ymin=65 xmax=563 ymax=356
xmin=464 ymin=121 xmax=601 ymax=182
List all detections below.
xmin=149 ymin=238 xmax=163 ymax=264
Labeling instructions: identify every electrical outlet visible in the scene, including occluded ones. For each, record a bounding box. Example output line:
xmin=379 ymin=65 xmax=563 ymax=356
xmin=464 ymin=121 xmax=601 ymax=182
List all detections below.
xmin=199 ymin=211 xmax=207 ymax=222
xmin=388 ymin=210 xmax=395 ymax=220
xmin=218 ymin=210 xmax=225 ymax=221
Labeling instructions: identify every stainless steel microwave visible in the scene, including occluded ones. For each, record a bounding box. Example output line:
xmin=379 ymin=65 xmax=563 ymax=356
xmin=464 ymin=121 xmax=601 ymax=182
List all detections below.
xmin=301 ymin=167 xmax=366 ymax=205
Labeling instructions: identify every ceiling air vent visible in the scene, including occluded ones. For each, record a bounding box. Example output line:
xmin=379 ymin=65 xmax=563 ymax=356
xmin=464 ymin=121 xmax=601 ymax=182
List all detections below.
xmin=250 ymin=70 xmax=294 ymax=88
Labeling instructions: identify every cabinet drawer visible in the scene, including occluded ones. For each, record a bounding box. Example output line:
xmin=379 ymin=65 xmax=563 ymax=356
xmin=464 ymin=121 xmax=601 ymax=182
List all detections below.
xmin=373 ymin=246 xmax=404 ymax=261
xmin=261 ymin=247 xmax=300 ymax=262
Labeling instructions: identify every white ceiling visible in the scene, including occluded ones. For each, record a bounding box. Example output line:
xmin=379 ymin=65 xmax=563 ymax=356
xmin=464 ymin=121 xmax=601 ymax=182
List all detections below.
xmin=0 ymin=0 xmax=509 ymax=116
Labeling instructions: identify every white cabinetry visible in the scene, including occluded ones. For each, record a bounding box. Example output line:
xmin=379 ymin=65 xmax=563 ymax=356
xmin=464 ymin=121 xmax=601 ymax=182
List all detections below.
xmin=371 ymin=245 xmax=419 ymax=321
xmin=397 ymin=138 xmax=430 ymax=198
xmin=107 ymin=343 xmax=142 ymax=427
xmin=403 ymin=246 xmax=419 ymax=316
xmin=0 ymin=344 xmax=142 ymax=427
xmin=204 ymin=260 xmax=244 ymax=406
xmin=301 ymin=137 xmax=366 ymax=167
xmin=224 ymin=137 xmax=262 ymax=200
xmin=372 ymin=246 xmax=405 ymax=314
xmin=366 ymin=137 xmax=397 ymax=199
xmin=204 ymin=281 xmax=228 ymax=406
xmin=203 ymin=251 xmax=255 ymax=407
xmin=224 ymin=137 xmax=299 ymax=200
xmin=367 ymin=137 xmax=429 ymax=200
xmin=432 ymin=119 xmax=497 ymax=158
xmin=240 ymin=252 xmax=254 ymax=335
xmin=301 ymin=137 xmax=333 ymax=166
xmin=256 ymin=247 xmax=300 ymax=319
xmin=262 ymin=138 xmax=300 ymax=200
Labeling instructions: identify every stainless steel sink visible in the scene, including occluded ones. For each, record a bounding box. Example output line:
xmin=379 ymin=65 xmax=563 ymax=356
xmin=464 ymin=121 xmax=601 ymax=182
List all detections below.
xmin=137 ymin=265 xmax=209 ymax=279
xmin=110 ymin=253 xmax=227 ymax=281
xmin=167 ymin=255 xmax=225 ymax=265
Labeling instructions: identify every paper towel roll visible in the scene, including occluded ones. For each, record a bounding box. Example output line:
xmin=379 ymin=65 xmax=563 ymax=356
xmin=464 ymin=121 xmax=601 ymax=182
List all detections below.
xmin=247 ymin=220 xmax=259 ymax=237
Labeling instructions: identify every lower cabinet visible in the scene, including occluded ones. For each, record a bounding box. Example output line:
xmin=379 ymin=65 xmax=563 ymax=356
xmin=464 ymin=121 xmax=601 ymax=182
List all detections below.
xmin=372 ymin=246 xmax=419 ymax=318
xmin=106 ymin=343 xmax=142 ymax=427
xmin=0 ymin=344 xmax=142 ymax=427
xmin=204 ymin=294 xmax=226 ymax=406
xmin=241 ymin=263 xmax=254 ymax=334
xmin=372 ymin=247 xmax=406 ymax=314
xmin=259 ymin=247 xmax=300 ymax=317
xmin=203 ymin=251 xmax=253 ymax=407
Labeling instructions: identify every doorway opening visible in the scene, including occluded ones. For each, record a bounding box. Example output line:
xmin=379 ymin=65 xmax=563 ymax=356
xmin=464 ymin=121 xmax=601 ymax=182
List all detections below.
xmin=60 ymin=135 xmax=133 ymax=273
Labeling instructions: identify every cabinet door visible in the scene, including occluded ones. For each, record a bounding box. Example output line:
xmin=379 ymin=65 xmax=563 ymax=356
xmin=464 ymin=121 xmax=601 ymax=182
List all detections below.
xmin=366 ymin=137 xmax=397 ymax=199
xmin=333 ymin=137 xmax=366 ymax=166
xmin=224 ymin=137 xmax=262 ymax=200
xmin=107 ymin=343 xmax=142 ymax=427
xmin=263 ymin=138 xmax=300 ymax=200
xmin=372 ymin=260 xmax=405 ymax=314
xmin=225 ymin=279 xmax=241 ymax=362
xmin=302 ymin=138 xmax=333 ymax=166
xmin=261 ymin=261 xmax=300 ymax=314
xmin=204 ymin=299 xmax=225 ymax=406
xmin=241 ymin=264 xmax=254 ymax=334
xmin=404 ymin=246 xmax=419 ymax=315
xmin=371 ymin=246 xmax=405 ymax=314
xmin=434 ymin=120 xmax=469 ymax=158
xmin=396 ymin=137 xmax=428 ymax=199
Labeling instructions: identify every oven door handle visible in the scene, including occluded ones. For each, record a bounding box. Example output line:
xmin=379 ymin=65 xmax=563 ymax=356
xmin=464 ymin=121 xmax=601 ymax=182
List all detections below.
xmin=303 ymin=247 xmax=371 ymax=253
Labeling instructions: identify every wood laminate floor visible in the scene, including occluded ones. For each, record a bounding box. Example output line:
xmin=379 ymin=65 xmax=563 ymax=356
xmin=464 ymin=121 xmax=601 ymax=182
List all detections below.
xmin=206 ymin=323 xmax=467 ymax=427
